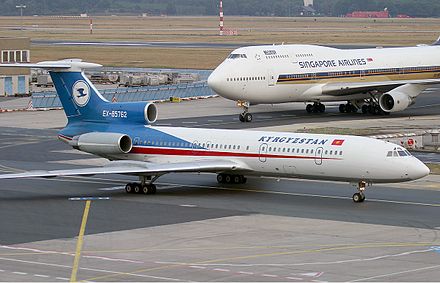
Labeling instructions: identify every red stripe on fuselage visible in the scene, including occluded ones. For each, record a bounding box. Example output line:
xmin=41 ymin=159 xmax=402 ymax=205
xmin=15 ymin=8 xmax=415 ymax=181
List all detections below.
xmin=131 ymin=146 xmax=341 ymax=160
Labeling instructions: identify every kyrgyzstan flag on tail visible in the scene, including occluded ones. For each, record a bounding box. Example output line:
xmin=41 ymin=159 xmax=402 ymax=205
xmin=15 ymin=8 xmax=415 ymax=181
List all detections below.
xmin=331 ymin=139 xmax=345 ymax=146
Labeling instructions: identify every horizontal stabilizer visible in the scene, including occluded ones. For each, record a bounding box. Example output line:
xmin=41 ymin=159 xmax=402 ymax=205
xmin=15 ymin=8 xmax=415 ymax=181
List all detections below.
xmin=0 ymin=59 xmax=102 ymax=71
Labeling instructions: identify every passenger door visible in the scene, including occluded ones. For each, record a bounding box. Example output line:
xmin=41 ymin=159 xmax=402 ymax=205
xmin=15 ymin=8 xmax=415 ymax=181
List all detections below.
xmin=267 ymin=69 xmax=276 ymax=86
xmin=259 ymin=143 xmax=268 ymax=162
xmin=314 ymin=147 xmax=323 ymax=165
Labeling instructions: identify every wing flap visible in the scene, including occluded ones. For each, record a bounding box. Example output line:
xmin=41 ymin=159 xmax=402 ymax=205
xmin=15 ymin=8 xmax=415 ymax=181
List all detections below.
xmin=0 ymin=160 xmax=247 ymax=180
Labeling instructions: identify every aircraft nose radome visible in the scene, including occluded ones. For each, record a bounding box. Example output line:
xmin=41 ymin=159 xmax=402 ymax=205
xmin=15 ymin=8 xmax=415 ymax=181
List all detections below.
xmin=207 ymin=71 xmax=222 ymax=93
xmin=411 ymin=160 xmax=430 ymax=180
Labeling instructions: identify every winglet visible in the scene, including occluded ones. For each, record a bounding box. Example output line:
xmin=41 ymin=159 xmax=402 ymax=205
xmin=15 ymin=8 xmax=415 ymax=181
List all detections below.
xmin=433 ymin=36 xmax=440 ymax=45
xmin=0 ymin=59 xmax=102 ymax=72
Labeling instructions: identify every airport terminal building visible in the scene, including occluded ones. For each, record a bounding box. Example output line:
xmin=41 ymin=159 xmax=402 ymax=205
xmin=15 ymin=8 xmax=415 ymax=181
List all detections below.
xmin=0 ymin=37 xmax=30 ymax=96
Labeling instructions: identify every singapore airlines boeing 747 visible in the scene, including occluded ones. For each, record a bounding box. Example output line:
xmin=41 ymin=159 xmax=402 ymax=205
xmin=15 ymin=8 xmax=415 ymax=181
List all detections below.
xmin=0 ymin=60 xmax=430 ymax=203
xmin=208 ymin=38 xmax=440 ymax=122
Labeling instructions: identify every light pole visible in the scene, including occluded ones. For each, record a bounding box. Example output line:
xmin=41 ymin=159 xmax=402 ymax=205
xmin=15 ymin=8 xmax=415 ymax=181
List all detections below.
xmin=16 ymin=4 xmax=26 ymax=31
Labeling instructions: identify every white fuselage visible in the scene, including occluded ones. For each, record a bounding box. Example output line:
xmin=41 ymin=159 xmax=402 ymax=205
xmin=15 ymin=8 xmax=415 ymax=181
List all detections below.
xmin=208 ymin=44 xmax=440 ymax=104
xmin=116 ymin=126 xmax=429 ymax=183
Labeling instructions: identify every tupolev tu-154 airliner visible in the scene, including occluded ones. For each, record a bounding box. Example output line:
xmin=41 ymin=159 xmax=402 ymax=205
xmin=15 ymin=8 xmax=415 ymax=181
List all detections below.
xmin=208 ymin=38 xmax=440 ymax=122
xmin=0 ymin=60 xmax=430 ymax=203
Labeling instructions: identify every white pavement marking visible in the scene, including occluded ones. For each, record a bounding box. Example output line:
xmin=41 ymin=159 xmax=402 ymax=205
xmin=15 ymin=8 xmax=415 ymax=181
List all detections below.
xmin=56 ymin=277 xmax=69 ymax=281
xmin=237 ymin=271 xmax=254 ymax=275
xmin=208 ymin=120 xmax=223 ymax=122
xmin=180 ymin=204 xmax=197 ymax=208
xmin=0 ymin=245 xmax=144 ymax=264
xmin=189 ymin=266 xmax=206 ymax=269
xmin=262 ymin=274 xmax=279 ymax=277
xmin=98 ymin=186 xmax=125 ymax=191
xmin=34 ymin=274 xmax=50 ymax=278
xmin=352 ymin=264 xmax=440 ymax=282
xmin=183 ymin=248 xmax=432 ymax=267
xmin=281 ymin=114 xmax=296 ymax=117
xmin=12 ymin=271 xmax=27 ymax=275
xmin=156 ymin=123 xmax=173 ymax=126
xmin=213 ymin=268 xmax=230 ymax=272
xmin=0 ymin=256 xmax=183 ymax=281
xmin=286 ymin=276 xmax=303 ymax=280
xmin=181 ymin=121 xmax=198 ymax=124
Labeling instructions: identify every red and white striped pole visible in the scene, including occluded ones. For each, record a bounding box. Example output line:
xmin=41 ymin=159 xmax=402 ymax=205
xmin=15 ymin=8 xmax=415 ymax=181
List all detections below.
xmin=219 ymin=0 xmax=224 ymax=36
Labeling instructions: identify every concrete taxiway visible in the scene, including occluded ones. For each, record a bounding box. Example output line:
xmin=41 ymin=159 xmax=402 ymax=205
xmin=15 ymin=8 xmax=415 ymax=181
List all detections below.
xmin=0 ymin=90 xmax=440 ymax=281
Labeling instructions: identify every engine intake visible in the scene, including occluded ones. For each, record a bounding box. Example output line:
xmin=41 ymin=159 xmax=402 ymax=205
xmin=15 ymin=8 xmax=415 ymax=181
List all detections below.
xmin=379 ymin=91 xmax=413 ymax=113
xmin=75 ymin=132 xmax=132 ymax=155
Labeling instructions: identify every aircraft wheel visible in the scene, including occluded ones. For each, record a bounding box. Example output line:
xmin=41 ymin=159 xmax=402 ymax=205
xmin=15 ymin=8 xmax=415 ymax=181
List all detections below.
xmin=349 ymin=105 xmax=358 ymax=113
xmin=319 ymin=103 xmax=325 ymax=113
xmin=241 ymin=176 xmax=247 ymax=184
xmin=233 ymin=175 xmax=241 ymax=184
xmin=217 ymin=174 xmax=225 ymax=184
xmin=133 ymin=183 xmax=141 ymax=194
xmin=352 ymin=192 xmax=365 ymax=203
xmin=362 ymin=104 xmax=369 ymax=114
xmin=239 ymin=113 xmax=245 ymax=122
xmin=149 ymin=184 xmax=157 ymax=195
xmin=306 ymin=104 xmax=313 ymax=113
xmin=339 ymin=104 xmax=346 ymax=113
xmin=244 ymin=113 xmax=253 ymax=122
xmin=225 ymin=174 xmax=232 ymax=183
xmin=125 ymin=183 xmax=135 ymax=194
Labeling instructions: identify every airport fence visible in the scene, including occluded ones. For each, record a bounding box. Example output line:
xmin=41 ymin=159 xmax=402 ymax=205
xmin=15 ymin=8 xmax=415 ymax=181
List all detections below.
xmin=31 ymin=82 xmax=217 ymax=109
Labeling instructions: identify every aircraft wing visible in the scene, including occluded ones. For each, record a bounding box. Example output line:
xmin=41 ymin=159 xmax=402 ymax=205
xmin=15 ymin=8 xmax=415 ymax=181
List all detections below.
xmin=0 ymin=160 xmax=248 ymax=179
xmin=321 ymin=78 xmax=440 ymax=96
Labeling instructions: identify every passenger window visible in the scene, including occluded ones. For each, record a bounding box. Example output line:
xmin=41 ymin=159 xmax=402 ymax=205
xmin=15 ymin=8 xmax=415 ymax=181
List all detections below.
xmin=393 ymin=151 xmax=398 ymax=157
xmin=301 ymin=149 xmax=305 ymax=153
xmin=246 ymin=146 xmax=250 ymax=150
xmin=329 ymin=150 xmax=332 ymax=155
xmin=387 ymin=151 xmax=393 ymax=157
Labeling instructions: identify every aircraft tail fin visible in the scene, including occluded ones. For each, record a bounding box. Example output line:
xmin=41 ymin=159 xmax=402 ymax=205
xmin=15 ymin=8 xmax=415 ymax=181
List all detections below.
xmin=0 ymin=59 xmax=157 ymax=130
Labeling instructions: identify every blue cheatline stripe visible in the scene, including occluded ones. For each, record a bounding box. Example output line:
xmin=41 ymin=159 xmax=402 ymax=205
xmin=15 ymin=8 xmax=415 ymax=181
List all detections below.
xmin=278 ymin=65 xmax=440 ymax=83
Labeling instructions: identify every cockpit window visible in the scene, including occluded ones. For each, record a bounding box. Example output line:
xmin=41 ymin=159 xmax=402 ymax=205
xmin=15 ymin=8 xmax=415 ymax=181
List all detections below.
xmin=387 ymin=148 xmax=412 ymax=157
xmin=227 ymin=53 xmax=247 ymax=59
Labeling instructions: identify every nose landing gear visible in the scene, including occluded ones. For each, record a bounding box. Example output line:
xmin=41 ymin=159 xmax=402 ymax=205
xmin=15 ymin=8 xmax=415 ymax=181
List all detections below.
xmin=352 ymin=181 xmax=367 ymax=203
xmin=238 ymin=101 xmax=252 ymax=122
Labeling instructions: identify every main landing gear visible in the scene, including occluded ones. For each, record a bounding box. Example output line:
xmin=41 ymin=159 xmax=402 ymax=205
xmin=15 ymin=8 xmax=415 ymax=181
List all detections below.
xmin=352 ymin=181 xmax=367 ymax=203
xmin=217 ymin=173 xmax=247 ymax=184
xmin=306 ymin=102 xmax=325 ymax=113
xmin=238 ymin=101 xmax=253 ymax=123
xmin=124 ymin=176 xmax=158 ymax=195
xmin=339 ymin=102 xmax=359 ymax=113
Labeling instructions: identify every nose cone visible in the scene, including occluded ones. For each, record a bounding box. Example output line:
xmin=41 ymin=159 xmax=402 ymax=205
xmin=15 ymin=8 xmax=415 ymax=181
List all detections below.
xmin=409 ymin=159 xmax=430 ymax=180
xmin=207 ymin=70 xmax=222 ymax=94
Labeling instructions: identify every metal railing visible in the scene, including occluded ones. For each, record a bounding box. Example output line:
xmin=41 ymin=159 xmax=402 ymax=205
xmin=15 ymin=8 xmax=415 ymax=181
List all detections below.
xmin=31 ymin=82 xmax=216 ymax=108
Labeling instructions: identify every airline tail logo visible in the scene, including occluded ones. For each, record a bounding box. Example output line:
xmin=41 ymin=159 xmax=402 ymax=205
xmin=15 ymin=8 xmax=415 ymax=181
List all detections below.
xmin=72 ymin=80 xmax=90 ymax=107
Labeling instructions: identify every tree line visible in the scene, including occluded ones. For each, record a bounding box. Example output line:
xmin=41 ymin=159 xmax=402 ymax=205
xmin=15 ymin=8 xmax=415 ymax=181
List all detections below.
xmin=1 ymin=0 xmax=439 ymax=17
